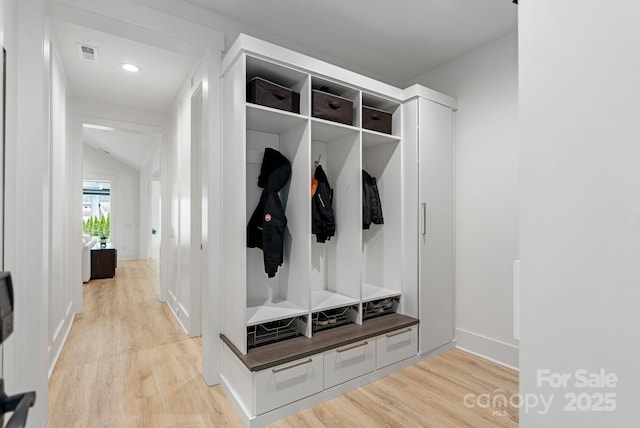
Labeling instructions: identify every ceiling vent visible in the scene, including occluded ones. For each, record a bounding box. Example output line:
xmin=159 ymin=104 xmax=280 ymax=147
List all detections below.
xmin=77 ymin=43 xmax=99 ymax=62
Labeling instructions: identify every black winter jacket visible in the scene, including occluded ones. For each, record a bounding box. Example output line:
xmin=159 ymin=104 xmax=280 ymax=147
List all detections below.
xmin=247 ymin=148 xmax=291 ymax=277
xmin=312 ymin=165 xmax=335 ymax=243
xmin=362 ymin=169 xmax=384 ymax=229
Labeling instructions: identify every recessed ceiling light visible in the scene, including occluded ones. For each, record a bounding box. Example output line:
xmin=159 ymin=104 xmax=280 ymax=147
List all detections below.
xmin=120 ymin=63 xmax=139 ymax=72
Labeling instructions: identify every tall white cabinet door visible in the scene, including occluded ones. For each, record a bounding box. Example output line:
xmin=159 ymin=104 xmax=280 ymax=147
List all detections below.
xmin=418 ymin=98 xmax=454 ymax=354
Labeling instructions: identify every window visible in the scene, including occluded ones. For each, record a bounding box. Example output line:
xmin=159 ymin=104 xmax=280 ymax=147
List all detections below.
xmin=82 ymin=179 xmax=111 ymax=240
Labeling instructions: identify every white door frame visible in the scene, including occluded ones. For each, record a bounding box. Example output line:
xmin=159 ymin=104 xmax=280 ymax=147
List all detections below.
xmin=189 ymin=81 xmax=204 ymax=337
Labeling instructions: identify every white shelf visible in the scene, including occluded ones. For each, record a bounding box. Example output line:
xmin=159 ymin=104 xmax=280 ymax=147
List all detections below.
xmin=311 ymin=118 xmax=358 ymax=143
xmin=362 ymin=92 xmax=401 ymax=113
xmin=246 ymin=103 xmax=307 ymax=134
xmin=362 ymin=129 xmax=401 ymax=148
xmin=246 ymin=298 xmax=308 ymax=326
xmin=246 ymin=56 xmax=307 ymax=90
xmin=361 ymin=283 xmax=401 ymax=302
xmin=312 ymin=290 xmax=360 ymax=312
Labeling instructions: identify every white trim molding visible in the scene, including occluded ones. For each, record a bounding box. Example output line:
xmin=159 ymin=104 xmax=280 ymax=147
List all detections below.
xmin=455 ymin=328 xmax=519 ymax=370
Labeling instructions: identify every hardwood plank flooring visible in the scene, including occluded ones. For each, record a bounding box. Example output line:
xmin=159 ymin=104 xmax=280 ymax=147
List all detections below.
xmin=48 ymin=259 xmax=244 ymax=427
xmin=49 ymin=259 xmax=518 ymax=427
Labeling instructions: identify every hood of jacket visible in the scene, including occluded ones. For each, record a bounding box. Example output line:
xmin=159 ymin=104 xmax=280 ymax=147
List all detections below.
xmin=314 ymin=164 xmax=329 ymax=184
xmin=258 ymin=148 xmax=291 ymax=192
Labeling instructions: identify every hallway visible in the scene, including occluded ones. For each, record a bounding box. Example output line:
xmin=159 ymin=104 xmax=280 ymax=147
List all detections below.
xmin=47 ymin=260 xmax=243 ymax=427
xmin=48 ymin=259 xmax=518 ymax=428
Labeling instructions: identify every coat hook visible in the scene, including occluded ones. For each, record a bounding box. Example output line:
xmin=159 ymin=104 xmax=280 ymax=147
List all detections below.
xmin=314 ymin=155 xmax=322 ymax=168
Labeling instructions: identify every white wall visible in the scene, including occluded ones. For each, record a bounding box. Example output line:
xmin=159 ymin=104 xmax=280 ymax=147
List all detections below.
xmin=83 ymin=144 xmax=140 ymax=260
xmin=0 ymin=0 xmax=5 ymax=380
xmin=409 ymin=32 xmax=519 ymax=368
xmin=520 ymin=2 xmax=640 ymax=426
xmin=162 ymin=62 xmax=201 ymax=336
xmin=200 ymin=50 xmax=223 ymax=385
xmin=2 ymin=0 xmax=51 ymax=425
xmin=48 ymin=41 xmax=75 ymax=376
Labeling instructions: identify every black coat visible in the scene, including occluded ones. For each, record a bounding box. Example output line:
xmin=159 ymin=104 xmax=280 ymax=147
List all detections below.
xmin=362 ymin=169 xmax=384 ymax=229
xmin=247 ymin=148 xmax=291 ymax=278
xmin=312 ymin=165 xmax=335 ymax=243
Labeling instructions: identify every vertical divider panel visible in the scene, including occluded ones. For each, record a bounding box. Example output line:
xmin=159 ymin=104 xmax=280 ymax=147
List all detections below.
xmin=357 ymin=129 xmax=364 ymax=324
xmin=222 ymin=55 xmax=248 ymax=354
xmin=295 ymin=75 xmax=311 ymax=117
xmin=326 ymin=132 xmax=362 ymax=317
xmin=391 ymin=105 xmax=402 ymax=138
xmin=279 ymin=120 xmax=312 ymax=336
xmin=401 ymin=100 xmax=419 ymax=319
xmin=353 ymin=91 xmax=363 ymax=128
xmin=300 ymin=75 xmax=313 ymax=337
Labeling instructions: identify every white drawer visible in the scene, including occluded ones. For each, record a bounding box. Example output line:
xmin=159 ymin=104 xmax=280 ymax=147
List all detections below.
xmin=376 ymin=326 xmax=418 ymax=369
xmin=253 ymin=353 xmax=323 ymax=415
xmin=324 ymin=340 xmax=376 ymax=388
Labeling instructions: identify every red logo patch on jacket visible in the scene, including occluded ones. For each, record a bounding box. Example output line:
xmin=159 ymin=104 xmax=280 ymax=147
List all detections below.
xmin=264 ymin=213 xmax=272 ymax=222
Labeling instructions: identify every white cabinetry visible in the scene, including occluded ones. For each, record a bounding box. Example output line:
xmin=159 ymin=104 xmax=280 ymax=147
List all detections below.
xmin=323 ymin=339 xmax=375 ymax=388
xmin=221 ymin=318 xmax=418 ymax=426
xmin=403 ymin=89 xmax=456 ymax=355
xmin=254 ymin=354 xmax=324 ymax=415
xmin=219 ymin=35 xmax=456 ymax=428
xmin=221 ymin=36 xmax=406 ymax=354
xmin=418 ymin=99 xmax=455 ymax=353
xmin=376 ymin=325 xmax=418 ymax=369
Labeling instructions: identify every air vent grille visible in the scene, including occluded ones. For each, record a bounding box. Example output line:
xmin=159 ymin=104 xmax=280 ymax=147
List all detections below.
xmin=77 ymin=43 xmax=99 ymax=62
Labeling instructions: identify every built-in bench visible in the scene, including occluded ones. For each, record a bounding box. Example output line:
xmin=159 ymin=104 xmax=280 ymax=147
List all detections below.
xmin=221 ymin=313 xmax=419 ymax=371
xmin=220 ymin=314 xmax=420 ymax=427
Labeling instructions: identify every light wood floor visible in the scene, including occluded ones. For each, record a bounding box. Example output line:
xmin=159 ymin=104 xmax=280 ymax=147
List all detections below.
xmin=48 ymin=259 xmax=518 ymax=427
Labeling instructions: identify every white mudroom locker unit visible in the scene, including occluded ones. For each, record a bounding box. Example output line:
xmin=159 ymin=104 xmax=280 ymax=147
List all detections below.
xmin=219 ymin=34 xmax=456 ymax=427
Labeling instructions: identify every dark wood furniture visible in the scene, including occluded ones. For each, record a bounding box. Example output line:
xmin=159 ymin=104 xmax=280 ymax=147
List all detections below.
xmin=90 ymin=243 xmax=117 ymax=279
xmin=221 ymin=313 xmax=419 ymax=371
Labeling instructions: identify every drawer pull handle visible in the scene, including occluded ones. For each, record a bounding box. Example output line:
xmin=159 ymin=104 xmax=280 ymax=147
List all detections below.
xmin=272 ymin=358 xmax=313 ymax=373
xmin=336 ymin=341 xmax=368 ymax=353
xmin=386 ymin=328 xmax=412 ymax=338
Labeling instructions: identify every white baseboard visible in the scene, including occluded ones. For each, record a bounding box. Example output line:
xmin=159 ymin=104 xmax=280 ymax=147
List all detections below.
xmin=419 ymin=341 xmax=456 ymax=360
xmin=167 ymin=300 xmax=189 ymax=335
xmin=48 ymin=310 xmax=74 ymax=379
xmin=455 ymin=328 xmax=519 ymax=370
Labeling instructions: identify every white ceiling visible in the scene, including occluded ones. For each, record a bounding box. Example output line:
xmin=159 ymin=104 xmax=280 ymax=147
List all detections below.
xmin=185 ymin=0 xmax=518 ymax=86
xmin=51 ymin=19 xmax=195 ymax=170
xmin=83 ymin=126 xmax=161 ymax=171
xmin=51 ymin=0 xmax=516 ymax=170
xmin=51 ymin=19 xmax=198 ymax=113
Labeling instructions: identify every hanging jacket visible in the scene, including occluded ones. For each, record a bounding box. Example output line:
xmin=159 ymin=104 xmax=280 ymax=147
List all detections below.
xmin=362 ymin=169 xmax=384 ymax=229
xmin=312 ymin=165 xmax=335 ymax=243
xmin=247 ymin=148 xmax=291 ymax=278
